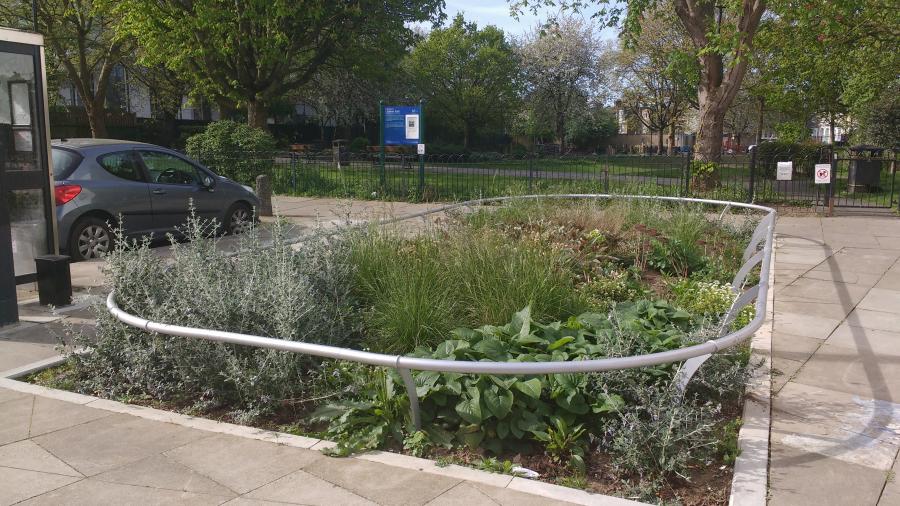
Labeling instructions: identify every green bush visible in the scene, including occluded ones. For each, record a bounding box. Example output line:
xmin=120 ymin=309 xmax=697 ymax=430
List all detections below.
xmin=314 ymin=304 xmax=692 ymax=455
xmin=755 ymin=141 xmax=824 ymax=177
xmin=773 ymin=121 xmax=809 ymax=144
xmin=426 ymin=142 xmax=468 ymax=156
xmin=348 ymin=136 xmax=370 ymax=152
xmin=603 ymin=385 xmax=722 ymax=485
xmin=670 ymin=278 xmax=755 ymax=328
xmin=64 ymin=214 xmax=359 ymax=421
xmin=185 ymin=120 xmax=278 ymax=184
xmin=580 ymin=268 xmax=646 ymax=311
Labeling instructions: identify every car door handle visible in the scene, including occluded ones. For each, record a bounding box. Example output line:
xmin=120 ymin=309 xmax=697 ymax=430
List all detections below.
xmin=152 ymin=189 xmax=167 ymax=195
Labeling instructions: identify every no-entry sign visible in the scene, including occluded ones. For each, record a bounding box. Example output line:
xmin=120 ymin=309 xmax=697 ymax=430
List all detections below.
xmin=815 ymin=163 xmax=831 ymax=184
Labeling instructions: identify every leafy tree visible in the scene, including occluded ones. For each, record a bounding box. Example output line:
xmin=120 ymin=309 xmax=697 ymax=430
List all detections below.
xmin=858 ymin=81 xmax=899 ymax=148
xmin=296 ymin=55 xmax=409 ymax=142
xmin=613 ymin=8 xmax=696 ymax=155
xmin=754 ymin=12 xmax=847 ymax=146
xmin=723 ymin=89 xmax=758 ymax=150
xmin=518 ymin=16 xmax=601 ymax=152
xmin=514 ymin=0 xmax=766 ymax=164
xmin=566 ymin=105 xmax=618 ymax=150
xmin=121 ymin=57 xmax=192 ymax=145
xmin=110 ymin=0 xmax=443 ymax=129
xmin=755 ymin=0 xmax=899 ymax=146
xmin=405 ymin=15 xmax=521 ymax=148
xmin=0 ymin=0 xmax=128 ymax=137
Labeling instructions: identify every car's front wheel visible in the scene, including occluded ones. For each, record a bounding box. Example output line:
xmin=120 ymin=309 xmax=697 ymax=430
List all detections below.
xmin=225 ymin=203 xmax=253 ymax=235
xmin=70 ymin=217 xmax=115 ymax=261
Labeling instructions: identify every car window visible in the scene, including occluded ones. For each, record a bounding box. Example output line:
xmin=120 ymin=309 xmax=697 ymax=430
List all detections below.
xmin=97 ymin=151 xmax=144 ymax=182
xmin=139 ymin=150 xmax=202 ymax=185
xmin=52 ymin=147 xmax=83 ymax=180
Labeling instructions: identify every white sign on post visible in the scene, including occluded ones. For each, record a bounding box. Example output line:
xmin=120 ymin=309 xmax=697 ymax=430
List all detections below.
xmin=417 ymin=143 xmax=425 ymax=155
xmin=405 ymin=114 xmax=419 ymax=140
xmin=815 ymin=163 xmax=831 ymax=184
xmin=776 ymin=161 xmax=793 ymax=181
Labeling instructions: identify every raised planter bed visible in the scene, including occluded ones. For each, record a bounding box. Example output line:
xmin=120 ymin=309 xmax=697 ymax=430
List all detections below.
xmin=22 ymin=195 xmax=775 ymax=505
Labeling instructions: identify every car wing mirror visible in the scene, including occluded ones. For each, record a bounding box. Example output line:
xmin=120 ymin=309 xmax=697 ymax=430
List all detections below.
xmin=201 ymin=175 xmax=216 ymax=189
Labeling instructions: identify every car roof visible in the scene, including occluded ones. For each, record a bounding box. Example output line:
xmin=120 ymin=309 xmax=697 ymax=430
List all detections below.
xmin=51 ymin=138 xmax=156 ymax=150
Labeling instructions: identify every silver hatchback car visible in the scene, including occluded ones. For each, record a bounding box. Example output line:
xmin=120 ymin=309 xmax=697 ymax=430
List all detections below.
xmin=53 ymin=139 xmax=261 ymax=261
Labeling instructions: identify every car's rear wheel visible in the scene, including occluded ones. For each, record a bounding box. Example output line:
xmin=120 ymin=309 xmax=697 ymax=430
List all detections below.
xmin=70 ymin=217 xmax=114 ymax=261
xmin=226 ymin=203 xmax=252 ymax=235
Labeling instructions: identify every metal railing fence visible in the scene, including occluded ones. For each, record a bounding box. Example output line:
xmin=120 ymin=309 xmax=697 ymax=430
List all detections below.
xmin=106 ymin=194 xmax=775 ymax=429
xmin=193 ymin=148 xmax=897 ymax=209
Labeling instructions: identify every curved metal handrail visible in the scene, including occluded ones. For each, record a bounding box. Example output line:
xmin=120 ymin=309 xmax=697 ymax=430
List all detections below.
xmin=106 ymin=194 xmax=776 ymax=428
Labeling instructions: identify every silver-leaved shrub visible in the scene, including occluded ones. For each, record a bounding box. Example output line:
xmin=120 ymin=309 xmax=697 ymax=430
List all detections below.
xmin=66 ymin=212 xmax=359 ymax=421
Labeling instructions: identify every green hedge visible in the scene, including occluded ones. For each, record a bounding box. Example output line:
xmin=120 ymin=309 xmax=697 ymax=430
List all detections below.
xmin=185 ymin=121 xmax=277 ymax=184
xmin=755 ymin=141 xmax=824 ymax=177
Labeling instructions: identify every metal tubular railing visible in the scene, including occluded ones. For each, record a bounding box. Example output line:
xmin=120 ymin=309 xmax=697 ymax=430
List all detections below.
xmin=106 ymin=194 xmax=776 ymax=430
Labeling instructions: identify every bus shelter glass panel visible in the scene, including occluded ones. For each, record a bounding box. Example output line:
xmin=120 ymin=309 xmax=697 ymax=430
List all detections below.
xmin=0 ymin=48 xmax=48 ymax=275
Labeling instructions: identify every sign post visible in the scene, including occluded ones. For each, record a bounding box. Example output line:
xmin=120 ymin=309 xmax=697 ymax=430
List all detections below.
xmin=417 ymin=100 xmax=425 ymax=196
xmin=378 ymin=100 xmax=385 ymax=187
xmin=815 ymin=161 xmax=833 ymax=215
xmin=380 ymin=102 xmax=424 ymax=196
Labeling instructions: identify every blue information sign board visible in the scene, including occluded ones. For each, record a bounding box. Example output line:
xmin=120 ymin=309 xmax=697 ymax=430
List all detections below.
xmin=383 ymin=105 xmax=421 ymax=145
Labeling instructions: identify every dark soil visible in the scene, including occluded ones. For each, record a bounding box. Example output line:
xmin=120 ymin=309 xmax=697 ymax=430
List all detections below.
xmin=31 ymin=361 xmax=743 ymax=506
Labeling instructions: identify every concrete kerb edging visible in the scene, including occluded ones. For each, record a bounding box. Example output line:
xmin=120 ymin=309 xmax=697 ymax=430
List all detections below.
xmin=0 ymin=376 xmax=644 ymax=506
xmin=728 ymin=243 xmax=775 ymax=506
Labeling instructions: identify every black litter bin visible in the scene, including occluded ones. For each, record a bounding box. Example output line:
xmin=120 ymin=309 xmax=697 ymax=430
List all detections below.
xmin=35 ymin=254 xmax=72 ymax=307
xmin=848 ymin=145 xmax=885 ymax=193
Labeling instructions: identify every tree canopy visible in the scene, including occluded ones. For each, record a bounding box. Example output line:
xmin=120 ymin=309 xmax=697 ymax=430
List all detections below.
xmin=518 ymin=16 xmax=601 ymax=152
xmin=109 ymin=0 xmax=444 ymax=128
xmin=405 ymin=15 xmax=522 ymax=149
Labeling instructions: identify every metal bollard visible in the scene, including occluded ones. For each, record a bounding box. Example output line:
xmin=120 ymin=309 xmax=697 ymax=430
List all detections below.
xmin=255 ymin=175 xmax=273 ymax=217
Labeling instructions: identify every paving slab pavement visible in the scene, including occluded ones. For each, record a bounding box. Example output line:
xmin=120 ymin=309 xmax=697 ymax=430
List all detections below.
xmin=0 ymin=377 xmax=599 ymax=505
xmin=770 ymin=214 xmax=900 ymax=505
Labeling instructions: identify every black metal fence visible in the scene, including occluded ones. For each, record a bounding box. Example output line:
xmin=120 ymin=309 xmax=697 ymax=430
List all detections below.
xmin=196 ymin=148 xmax=898 ymax=209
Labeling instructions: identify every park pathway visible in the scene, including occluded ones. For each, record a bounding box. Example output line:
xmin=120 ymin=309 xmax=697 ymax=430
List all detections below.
xmin=769 ymin=212 xmax=900 ymax=505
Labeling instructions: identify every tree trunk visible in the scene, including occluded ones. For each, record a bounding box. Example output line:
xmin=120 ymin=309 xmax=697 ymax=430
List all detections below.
xmin=657 ymin=129 xmax=664 ymax=156
xmin=695 ymin=101 xmax=727 ymax=163
xmin=463 ymin=123 xmax=470 ymax=149
xmin=215 ymin=97 xmax=239 ymax=121
xmin=557 ymin=113 xmax=566 ymax=153
xmin=668 ymin=124 xmax=676 ymax=155
xmin=829 ymin=112 xmax=836 ymax=146
xmin=673 ymin=0 xmax=766 ymax=163
xmin=84 ymin=101 xmax=108 ymax=138
xmin=755 ymin=97 xmax=765 ymax=145
xmin=155 ymin=110 xmax=178 ymax=147
xmin=247 ymin=100 xmax=267 ymax=129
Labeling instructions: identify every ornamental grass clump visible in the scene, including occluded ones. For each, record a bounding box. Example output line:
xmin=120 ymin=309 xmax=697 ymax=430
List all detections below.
xmin=65 ymin=213 xmax=359 ymax=420
xmin=349 ymin=226 xmax=587 ymax=354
